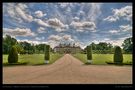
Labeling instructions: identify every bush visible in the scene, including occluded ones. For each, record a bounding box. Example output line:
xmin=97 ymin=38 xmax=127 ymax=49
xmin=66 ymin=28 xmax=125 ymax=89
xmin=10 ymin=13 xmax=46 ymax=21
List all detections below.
xmin=8 ymin=46 xmax=18 ymax=63
xmin=44 ymin=45 xmax=50 ymax=60
xmin=114 ymin=46 xmax=123 ymax=64
xmin=87 ymin=45 xmax=92 ymax=60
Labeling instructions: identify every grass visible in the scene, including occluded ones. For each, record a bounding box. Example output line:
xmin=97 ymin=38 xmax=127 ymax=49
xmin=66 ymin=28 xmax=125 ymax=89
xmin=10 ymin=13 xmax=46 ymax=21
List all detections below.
xmin=3 ymin=53 xmax=63 ymax=66
xmin=72 ymin=53 xmax=132 ymax=65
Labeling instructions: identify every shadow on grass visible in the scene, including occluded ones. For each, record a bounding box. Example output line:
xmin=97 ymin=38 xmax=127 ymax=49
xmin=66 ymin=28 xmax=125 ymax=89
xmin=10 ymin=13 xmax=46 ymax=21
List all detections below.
xmin=32 ymin=63 xmax=51 ymax=66
xmin=106 ymin=61 xmax=132 ymax=66
xmin=3 ymin=62 xmax=28 ymax=67
xmin=82 ymin=62 xmax=132 ymax=66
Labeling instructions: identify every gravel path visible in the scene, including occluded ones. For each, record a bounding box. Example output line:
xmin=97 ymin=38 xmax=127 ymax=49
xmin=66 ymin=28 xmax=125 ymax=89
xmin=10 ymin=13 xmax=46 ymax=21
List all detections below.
xmin=3 ymin=54 xmax=132 ymax=84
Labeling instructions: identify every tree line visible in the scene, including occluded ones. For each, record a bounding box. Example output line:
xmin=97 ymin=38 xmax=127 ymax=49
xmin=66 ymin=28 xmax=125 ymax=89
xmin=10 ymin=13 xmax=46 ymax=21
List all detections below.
xmin=3 ymin=35 xmax=53 ymax=54
xmin=84 ymin=38 xmax=132 ymax=54
xmin=3 ymin=35 xmax=132 ymax=54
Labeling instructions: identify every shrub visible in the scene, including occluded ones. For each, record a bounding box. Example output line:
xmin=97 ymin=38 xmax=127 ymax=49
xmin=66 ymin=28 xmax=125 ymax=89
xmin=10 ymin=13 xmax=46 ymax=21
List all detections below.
xmin=8 ymin=46 xmax=18 ymax=63
xmin=87 ymin=45 xmax=92 ymax=60
xmin=114 ymin=46 xmax=123 ymax=64
xmin=44 ymin=45 xmax=50 ymax=60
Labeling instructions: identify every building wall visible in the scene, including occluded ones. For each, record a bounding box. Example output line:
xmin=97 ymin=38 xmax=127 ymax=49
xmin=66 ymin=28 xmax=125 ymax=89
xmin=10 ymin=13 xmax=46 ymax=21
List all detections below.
xmin=54 ymin=47 xmax=81 ymax=54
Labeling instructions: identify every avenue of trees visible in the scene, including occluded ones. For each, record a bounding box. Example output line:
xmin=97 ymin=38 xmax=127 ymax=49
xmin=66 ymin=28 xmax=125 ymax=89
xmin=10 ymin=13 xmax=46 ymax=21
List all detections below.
xmin=3 ymin=35 xmax=132 ymax=54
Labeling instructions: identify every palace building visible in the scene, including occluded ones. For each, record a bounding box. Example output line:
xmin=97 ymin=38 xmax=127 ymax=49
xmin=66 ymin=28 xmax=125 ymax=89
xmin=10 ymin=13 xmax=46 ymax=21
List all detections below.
xmin=53 ymin=43 xmax=82 ymax=54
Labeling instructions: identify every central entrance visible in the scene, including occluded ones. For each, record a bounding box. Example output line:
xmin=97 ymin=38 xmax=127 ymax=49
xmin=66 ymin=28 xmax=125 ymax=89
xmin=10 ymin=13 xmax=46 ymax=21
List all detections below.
xmin=64 ymin=48 xmax=71 ymax=53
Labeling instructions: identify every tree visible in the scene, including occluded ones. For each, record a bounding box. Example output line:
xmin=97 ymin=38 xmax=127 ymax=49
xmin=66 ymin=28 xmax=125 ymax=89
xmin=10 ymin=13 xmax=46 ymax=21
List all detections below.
xmin=3 ymin=35 xmax=17 ymax=54
xmin=89 ymin=42 xmax=114 ymax=54
xmin=114 ymin=46 xmax=123 ymax=64
xmin=122 ymin=37 xmax=132 ymax=53
xmin=44 ymin=45 xmax=50 ymax=64
xmin=19 ymin=41 xmax=31 ymax=54
xmin=8 ymin=45 xmax=18 ymax=63
xmin=87 ymin=45 xmax=92 ymax=63
xmin=14 ymin=43 xmax=24 ymax=54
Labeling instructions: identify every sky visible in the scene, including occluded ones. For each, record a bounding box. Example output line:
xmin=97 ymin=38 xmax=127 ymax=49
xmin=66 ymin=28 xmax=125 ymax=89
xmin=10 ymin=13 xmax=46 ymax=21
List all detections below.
xmin=3 ymin=3 xmax=132 ymax=49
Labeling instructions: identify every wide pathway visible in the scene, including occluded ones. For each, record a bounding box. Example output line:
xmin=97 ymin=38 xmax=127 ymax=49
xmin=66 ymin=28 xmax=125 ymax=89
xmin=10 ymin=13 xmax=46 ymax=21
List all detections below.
xmin=3 ymin=54 xmax=132 ymax=84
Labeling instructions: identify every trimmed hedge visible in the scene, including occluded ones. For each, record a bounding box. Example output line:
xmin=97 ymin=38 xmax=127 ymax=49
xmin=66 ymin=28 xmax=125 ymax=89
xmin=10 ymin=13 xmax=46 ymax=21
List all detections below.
xmin=44 ymin=45 xmax=50 ymax=60
xmin=8 ymin=46 xmax=18 ymax=63
xmin=114 ymin=46 xmax=123 ymax=64
xmin=87 ymin=45 xmax=92 ymax=60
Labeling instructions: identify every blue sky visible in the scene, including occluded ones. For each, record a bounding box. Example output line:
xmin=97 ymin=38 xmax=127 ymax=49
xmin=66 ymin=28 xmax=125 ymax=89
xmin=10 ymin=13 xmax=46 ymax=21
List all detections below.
xmin=3 ymin=3 xmax=132 ymax=49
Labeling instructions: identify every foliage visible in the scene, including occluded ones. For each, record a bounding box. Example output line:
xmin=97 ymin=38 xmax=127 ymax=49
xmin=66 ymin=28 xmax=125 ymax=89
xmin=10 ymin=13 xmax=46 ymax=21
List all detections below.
xmin=3 ymin=35 xmax=17 ymax=54
xmin=44 ymin=45 xmax=50 ymax=60
xmin=114 ymin=46 xmax=123 ymax=64
xmin=122 ymin=37 xmax=132 ymax=53
xmin=87 ymin=45 xmax=92 ymax=60
xmin=8 ymin=46 xmax=18 ymax=63
xmin=84 ymin=42 xmax=114 ymax=54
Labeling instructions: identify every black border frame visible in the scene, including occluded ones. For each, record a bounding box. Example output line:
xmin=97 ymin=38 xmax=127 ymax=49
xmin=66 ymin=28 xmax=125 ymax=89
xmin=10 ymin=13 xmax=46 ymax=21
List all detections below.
xmin=1 ymin=0 xmax=134 ymax=89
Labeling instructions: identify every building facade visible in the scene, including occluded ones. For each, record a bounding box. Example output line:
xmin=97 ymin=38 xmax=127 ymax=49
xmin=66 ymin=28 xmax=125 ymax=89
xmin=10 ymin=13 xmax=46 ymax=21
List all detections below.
xmin=53 ymin=43 xmax=82 ymax=54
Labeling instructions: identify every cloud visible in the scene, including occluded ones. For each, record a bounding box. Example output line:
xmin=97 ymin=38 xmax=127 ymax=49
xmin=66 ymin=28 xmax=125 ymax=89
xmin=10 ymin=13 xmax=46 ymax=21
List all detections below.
xmin=87 ymin=3 xmax=102 ymax=22
xmin=70 ymin=21 xmax=96 ymax=32
xmin=4 ymin=3 xmax=33 ymax=22
xmin=108 ymin=24 xmax=132 ymax=35
xmin=109 ymin=30 xmax=120 ymax=34
xmin=92 ymin=38 xmax=124 ymax=47
xmin=47 ymin=18 xmax=68 ymax=32
xmin=48 ymin=35 xmax=62 ymax=42
xmin=47 ymin=18 xmax=65 ymax=28
xmin=48 ymin=34 xmax=75 ymax=48
xmin=35 ymin=37 xmax=45 ymax=40
xmin=17 ymin=39 xmax=47 ymax=45
xmin=34 ymin=10 xmax=46 ymax=18
xmin=34 ymin=19 xmax=49 ymax=27
xmin=59 ymin=3 xmax=70 ymax=9
xmin=3 ymin=28 xmax=36 ymax=37
xmin=62 ymin=35 xmax=74 ymax=41
xmin=73 ymin=17 xmax=80 ymax=22
xmin=48 ymin=34 xmax=74 ymax=42
xmin=37 ymin=27 xmax=46 ymax=33
xmin=104 ymin=5 xmax=132 ymax=22
xmin=119 ymin=24 xmax=132 ymax=32
xmin=103 ymin=16 xmax=117 ymax=22
xmin=15 ymin=4 xmax=33 ymax=22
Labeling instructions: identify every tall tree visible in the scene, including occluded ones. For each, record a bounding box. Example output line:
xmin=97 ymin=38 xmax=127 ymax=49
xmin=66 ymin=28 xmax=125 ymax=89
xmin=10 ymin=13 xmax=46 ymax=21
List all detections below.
xmin=3 ymin=35 xmax=17 ymax=54
xmin=122 ymin=37 xmax=132 ymax=53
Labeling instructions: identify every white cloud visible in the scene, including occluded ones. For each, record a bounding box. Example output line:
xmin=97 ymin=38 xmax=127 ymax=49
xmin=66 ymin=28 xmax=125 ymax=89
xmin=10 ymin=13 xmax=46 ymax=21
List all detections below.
xmin=15 ymin=5 xmax=33 ymax=22
xmin=87 ymin=3 xmax=102 ymax=22
xmin=59 ymin=3 xmax=70 ymax=8
xmin=5 ymin=3 xmax=33 ymax=22
xmin=104 ymin=5 xmax=132 ymax=22
xmin=48 ymin=34 xmax=75 ymax=48
xmin=70 ymin=21 xmax=96 ymax=32
xmin=73 ymin=17 xmax=80 ymax=22
xmin=35 ymin=37 xmax=45 ymax=40
xmin=35 ymin=10 xmax=46 ymax=18
xmin=62 ymin=35 xmax=74 ymax=42
xmin=34 ymin=19 xmax=49 ymax=27
xmin=3 ymin=28 xmax=36 ymax=37
xmin=17 ymin=39 xmax=47 ymax=45
xmin=48 ymin=35 xmax=62 ymax=42
xmin=48 ymin=18 xmax=65 ymax=28
xmin=103 ymin=16 xmax=117 ymax=22
xmin=119 ymin=24 xmax=132 ymax=32
xmin=37 ymin=27 xmax=46 ymax=33
xmin=109 ymin=30 xmax=120 ymax=34
xmin=47 ymin=18 xmax=68 ymax=32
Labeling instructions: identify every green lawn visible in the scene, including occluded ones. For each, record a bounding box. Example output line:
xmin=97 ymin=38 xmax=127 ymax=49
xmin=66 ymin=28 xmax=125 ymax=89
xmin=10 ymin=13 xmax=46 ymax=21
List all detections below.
xmin=3 ymin=53 xmax=63 ymax=65
xmin=73 ymin=53 xmax=132 ymax=65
